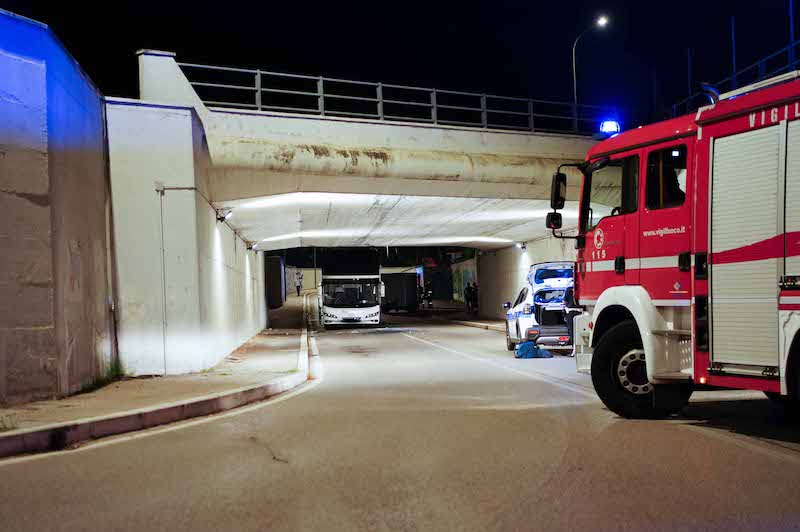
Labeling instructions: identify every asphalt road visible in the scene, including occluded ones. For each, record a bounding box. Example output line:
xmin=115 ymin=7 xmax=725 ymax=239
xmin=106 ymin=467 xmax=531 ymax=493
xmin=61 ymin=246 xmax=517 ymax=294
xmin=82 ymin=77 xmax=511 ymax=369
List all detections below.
xmin=2 ymin=315 xmax=800 ymax=531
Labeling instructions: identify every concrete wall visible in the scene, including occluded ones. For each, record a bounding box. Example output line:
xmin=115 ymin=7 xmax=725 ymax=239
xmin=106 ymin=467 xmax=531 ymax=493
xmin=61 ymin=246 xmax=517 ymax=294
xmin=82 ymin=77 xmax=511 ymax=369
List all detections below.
xmin=0 ymin=10 xmax=113 ymax=405
xmin=106 ymin=99 xmax=265 ymax=376
xmin=478 ymin=233 xmax=577 ymax=321
xmin=285 ymin=267 xmax=322 ymax=294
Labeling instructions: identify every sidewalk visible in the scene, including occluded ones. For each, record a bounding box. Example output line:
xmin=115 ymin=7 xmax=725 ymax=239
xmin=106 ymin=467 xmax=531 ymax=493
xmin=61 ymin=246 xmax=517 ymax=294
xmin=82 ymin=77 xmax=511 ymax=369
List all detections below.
xmin=424 ymin=299 xmax=506 ymax=332
xmin=0 ymin=294 xmax=310 ymax=456
xmin=438 ymin=314 xmax=506 ymax=332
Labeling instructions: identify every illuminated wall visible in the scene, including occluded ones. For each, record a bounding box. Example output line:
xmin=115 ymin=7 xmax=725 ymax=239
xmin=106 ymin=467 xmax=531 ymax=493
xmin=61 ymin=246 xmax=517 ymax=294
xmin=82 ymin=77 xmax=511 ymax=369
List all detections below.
xmin=477 ymin=233 xmax=577 ymax=320
xmin=452 ymin=259 xmax=477 ymax=303
xmin=106 ymin=100 xmax=266 ymax=376
xmin=0 ymin=10 xmax=113 ymax=405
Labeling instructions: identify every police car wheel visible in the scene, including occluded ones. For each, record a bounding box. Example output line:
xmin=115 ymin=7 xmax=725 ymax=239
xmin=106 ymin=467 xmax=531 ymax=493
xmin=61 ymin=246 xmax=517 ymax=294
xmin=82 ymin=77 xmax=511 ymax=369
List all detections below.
xmin=506 ymin=326 xmax=516 ymax=351
xmin=592 ymin=320 xmax=663 ymax=419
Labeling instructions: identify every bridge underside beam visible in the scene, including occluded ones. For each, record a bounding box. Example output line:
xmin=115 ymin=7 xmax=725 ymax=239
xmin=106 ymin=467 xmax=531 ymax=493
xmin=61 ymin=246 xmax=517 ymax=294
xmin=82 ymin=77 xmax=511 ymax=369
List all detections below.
xmin=219 ymin=192 xmax=579 ymax=251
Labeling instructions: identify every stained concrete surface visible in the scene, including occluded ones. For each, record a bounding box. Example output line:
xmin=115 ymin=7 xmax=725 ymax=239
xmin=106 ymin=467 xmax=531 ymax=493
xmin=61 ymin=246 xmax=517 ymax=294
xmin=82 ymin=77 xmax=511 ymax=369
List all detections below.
xmin=0 ymin=11 xmax=112 ymax=405
xmin=1 ymin=314 xmax=799 ymax=531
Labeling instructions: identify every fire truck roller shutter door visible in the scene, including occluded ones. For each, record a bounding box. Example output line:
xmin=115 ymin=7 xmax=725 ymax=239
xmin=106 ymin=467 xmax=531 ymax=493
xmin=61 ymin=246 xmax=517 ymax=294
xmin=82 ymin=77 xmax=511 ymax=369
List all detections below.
xmin=711 ymin=125 xmax=781 ymax=369
xmin=780 ymin=120 xmax=800 ymax=393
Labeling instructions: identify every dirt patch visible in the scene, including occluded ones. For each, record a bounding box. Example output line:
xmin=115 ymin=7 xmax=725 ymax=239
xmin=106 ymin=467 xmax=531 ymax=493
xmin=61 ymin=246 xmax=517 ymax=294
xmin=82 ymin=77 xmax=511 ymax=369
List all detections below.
xmin=363 ymin=149 xmax=392 ymax=165
xmin=298 ymin=144 xmax=331 ymax=158
xmin=347 ymin=346 xmax=377 ymax=356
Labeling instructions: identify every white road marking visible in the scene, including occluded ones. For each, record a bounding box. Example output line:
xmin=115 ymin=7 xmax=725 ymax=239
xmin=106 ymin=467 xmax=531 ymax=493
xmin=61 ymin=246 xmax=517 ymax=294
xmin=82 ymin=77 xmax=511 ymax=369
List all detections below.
xmin=406 ymin=329 xmax=800 ymax=464
xmin=0 ymin=377 xmax=323 ymax=467
xmin=401 ymin=332 xmax=598 ymax=399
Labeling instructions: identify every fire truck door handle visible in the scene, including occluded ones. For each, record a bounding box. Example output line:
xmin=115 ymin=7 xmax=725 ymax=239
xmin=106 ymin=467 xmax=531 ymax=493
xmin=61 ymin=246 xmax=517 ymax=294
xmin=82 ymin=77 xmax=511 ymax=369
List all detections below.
xmin=614 ymin=256 xmax=625 ymax=275
xmin=678 ymin=252 xmax=691 ymax=272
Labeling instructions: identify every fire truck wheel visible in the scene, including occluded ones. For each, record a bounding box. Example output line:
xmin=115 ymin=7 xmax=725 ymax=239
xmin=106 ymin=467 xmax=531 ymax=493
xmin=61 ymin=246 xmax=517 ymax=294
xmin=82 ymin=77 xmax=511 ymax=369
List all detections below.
xmin=592 ymin=320 xmax=664 ymax=419
xmin=506 ymin=325 xmax=516 ymax=351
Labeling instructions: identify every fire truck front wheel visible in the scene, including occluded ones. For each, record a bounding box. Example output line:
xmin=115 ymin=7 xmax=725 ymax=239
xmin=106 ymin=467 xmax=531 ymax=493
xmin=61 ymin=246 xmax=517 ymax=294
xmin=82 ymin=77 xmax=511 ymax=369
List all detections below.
xmin=591 ymin=320 xmax=688 ymax=419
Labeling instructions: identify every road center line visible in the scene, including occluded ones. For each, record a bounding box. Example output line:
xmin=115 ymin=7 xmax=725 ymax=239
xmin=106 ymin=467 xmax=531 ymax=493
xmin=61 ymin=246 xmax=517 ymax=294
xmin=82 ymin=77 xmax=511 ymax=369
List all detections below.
xmin=401 ymin=332 xmax=598 ymax=399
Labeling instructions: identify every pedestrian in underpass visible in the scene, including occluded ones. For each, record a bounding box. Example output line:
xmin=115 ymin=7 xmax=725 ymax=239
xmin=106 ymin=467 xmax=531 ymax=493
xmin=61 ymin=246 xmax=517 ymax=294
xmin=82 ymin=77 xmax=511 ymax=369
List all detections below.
xmin=464 ymin=282 xmax=475 ymax=313
xmin=295 ymin=276 xmax=302 ymax=297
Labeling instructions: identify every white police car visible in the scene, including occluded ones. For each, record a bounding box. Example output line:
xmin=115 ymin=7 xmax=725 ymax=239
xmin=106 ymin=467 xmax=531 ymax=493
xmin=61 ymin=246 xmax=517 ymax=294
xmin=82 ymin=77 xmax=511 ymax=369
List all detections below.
xmin=503 ymin=262 xmax=574 ymax=353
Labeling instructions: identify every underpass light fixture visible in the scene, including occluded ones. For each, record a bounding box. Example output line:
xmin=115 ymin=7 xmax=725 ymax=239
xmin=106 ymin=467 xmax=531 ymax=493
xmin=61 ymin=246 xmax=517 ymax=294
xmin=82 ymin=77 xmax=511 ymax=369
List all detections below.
xmin=516 ymin=242 xmax=527 ymax=250
xmin=216 ymin=209 xmax=233 ymax=222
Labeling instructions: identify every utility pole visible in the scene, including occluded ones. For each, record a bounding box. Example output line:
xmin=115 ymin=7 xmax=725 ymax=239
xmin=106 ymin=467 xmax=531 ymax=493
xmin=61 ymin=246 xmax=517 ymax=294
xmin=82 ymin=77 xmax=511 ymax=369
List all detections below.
xmin=651 ymin=67 xmax=658 ymax=119
xmin=731 ymin=16 xmax=738 ymax=89
xmin=791 ymin=0 xmax=797 ymax=67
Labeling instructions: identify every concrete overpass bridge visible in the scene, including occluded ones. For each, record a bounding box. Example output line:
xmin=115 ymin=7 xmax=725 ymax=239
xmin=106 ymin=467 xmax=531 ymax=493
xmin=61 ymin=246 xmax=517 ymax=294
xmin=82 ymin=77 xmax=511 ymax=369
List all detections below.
xmin=1 ymin=7 xmax=602 ymax=403
xmin=124 ymin=50 xmax=598 ymax=251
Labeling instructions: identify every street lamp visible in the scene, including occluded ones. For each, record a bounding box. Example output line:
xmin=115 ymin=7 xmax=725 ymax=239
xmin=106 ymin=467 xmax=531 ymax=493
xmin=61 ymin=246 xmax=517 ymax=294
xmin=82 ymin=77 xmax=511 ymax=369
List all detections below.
xmin=572 ymin=15 xmax=610 ymax=108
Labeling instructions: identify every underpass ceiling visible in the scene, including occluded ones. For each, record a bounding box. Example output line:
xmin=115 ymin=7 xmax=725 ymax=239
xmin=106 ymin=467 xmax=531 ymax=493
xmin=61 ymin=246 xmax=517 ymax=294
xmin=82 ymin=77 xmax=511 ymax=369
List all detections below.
xmin=219 ymin=192 xmax=579 ymax=250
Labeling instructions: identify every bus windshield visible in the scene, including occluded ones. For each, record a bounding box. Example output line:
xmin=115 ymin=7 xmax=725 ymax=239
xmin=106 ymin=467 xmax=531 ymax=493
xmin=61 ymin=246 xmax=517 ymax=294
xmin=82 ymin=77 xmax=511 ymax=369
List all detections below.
xmin=322 ymin=279 xmax=380 ymax=308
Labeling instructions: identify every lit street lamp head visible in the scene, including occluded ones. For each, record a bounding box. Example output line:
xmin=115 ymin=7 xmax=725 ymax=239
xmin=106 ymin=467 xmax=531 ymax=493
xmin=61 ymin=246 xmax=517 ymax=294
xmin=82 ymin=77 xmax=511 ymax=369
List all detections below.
xmin=597 ymin=15 xmax=609 ymax=28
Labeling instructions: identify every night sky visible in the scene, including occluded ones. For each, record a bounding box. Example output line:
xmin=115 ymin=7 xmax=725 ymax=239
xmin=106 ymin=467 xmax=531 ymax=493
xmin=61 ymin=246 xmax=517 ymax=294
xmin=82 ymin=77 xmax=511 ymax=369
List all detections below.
xmin=2 ymin=1 xmax=794 ymax=120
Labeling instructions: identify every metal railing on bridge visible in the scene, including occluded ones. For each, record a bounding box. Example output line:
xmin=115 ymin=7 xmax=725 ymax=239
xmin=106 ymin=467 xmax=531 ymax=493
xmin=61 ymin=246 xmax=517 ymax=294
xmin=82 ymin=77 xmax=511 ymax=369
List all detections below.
xmin=673 ymin=39 xmax=800 ymax=117
xmin=177 ymin=61 xmax=627 ymax=135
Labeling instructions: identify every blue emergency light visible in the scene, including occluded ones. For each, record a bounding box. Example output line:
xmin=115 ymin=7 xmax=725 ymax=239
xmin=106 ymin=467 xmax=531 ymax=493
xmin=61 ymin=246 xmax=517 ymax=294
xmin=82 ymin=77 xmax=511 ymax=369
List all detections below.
xmin=599 ymin=120 xmax=621 ymax=135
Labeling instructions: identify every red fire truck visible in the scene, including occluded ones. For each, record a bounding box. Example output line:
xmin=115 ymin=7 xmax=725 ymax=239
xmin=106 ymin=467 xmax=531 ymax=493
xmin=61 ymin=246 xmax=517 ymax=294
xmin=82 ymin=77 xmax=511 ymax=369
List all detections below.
xmin=547 ymin=72 xmax=800 ymax=418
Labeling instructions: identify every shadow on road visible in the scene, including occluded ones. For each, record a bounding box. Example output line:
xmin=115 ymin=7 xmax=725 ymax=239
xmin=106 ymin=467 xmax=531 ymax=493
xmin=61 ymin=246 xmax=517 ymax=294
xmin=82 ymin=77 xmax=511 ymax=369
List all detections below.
xmin=679 ymin=395 xmax=800 ymax=448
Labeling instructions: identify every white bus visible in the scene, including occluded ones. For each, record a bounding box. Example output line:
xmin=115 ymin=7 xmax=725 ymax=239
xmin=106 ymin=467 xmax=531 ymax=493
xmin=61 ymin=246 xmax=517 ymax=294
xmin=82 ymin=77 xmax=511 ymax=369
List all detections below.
xmin=318 ymin=274 xmax=385 ymax=327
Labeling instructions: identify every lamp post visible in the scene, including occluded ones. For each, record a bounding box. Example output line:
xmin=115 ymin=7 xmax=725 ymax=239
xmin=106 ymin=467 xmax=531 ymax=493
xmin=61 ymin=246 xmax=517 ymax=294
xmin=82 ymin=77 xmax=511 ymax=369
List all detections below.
xmin=572 ymin=15 xmax=609 ymax=130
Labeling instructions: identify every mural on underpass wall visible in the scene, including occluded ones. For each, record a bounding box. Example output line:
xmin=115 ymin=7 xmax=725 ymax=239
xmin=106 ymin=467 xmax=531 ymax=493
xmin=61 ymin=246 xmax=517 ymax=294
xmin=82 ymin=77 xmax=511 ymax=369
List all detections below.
xmin=452 ymin=258 xmax=477 ymax=303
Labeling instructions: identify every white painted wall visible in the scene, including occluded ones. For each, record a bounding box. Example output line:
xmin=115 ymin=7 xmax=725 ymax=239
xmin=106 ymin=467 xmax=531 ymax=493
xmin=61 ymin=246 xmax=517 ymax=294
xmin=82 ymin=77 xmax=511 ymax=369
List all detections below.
xmin=107 ymin=99 xmax=265 ymax=376
xmin=194 ymin=192 xmax=266 ymax=372
xmin=478 ymin=232 xmax=577 ymax=320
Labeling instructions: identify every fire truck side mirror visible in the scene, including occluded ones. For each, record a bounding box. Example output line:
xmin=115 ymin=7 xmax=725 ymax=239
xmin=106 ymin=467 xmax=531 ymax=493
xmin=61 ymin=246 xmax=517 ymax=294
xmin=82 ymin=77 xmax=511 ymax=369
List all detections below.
xmin=585 ymin=156 xmax=610 ymax=174
xmin=550 ymin=172 xmax=567 ymax=210
xmin=546 ymin=212 xmax=563 ymax=230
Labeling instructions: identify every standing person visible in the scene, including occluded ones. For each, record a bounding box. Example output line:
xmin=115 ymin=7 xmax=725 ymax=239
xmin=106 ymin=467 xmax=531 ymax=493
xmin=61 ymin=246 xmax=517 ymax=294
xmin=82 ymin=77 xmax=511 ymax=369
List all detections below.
xmin=295 ymin=276 xmax=302 ymax=297
xmin=464 ymin=282 xmax=474 ymax=313
xmin=471 ymin=282 xmax=479 ymax=314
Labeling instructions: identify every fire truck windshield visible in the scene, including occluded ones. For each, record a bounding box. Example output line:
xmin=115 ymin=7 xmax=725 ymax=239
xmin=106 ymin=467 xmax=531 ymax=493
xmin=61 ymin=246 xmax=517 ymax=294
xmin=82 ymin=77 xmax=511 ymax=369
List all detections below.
xmin=582 ymin=155 xmax=639 ymax=231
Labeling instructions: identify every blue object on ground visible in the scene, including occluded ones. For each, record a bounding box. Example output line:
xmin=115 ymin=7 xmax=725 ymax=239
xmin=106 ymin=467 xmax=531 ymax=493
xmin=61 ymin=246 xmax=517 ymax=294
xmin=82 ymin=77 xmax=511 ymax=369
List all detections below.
xmin=514 ymin=341 xmax=553 ymax=359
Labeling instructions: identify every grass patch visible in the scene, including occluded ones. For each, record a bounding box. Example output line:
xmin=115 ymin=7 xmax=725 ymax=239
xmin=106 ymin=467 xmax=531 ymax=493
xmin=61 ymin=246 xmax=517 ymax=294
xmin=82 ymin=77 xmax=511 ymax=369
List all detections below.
xmin=0 ymin=413 xmax=18 ymax=432
xmin=78 ymin=358 xmax=127 ymax=395
xmin=287 ymin=368 xmax=300 ymax=373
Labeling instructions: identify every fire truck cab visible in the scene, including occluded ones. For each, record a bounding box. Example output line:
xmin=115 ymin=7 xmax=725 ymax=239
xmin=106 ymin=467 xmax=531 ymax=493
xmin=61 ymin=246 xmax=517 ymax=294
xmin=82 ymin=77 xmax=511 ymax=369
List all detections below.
xmin=547 ymin=71 xmax=800 ymax=418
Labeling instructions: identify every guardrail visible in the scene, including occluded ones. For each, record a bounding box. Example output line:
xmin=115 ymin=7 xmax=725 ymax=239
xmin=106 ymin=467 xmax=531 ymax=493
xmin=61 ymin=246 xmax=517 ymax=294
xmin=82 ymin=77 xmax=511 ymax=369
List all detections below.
xmin=177 ymin=61 xmax=627 ymax=135
xmin=673 ymin=40 xmax=800 ymax=117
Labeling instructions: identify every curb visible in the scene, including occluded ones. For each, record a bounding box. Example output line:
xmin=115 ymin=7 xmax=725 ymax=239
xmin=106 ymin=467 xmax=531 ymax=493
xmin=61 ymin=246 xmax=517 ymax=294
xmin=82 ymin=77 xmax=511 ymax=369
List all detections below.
xmin=445 ymin=319 xmax=506 ymax=333
xmin=0 ymin=296 xmax=313 ymax=459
